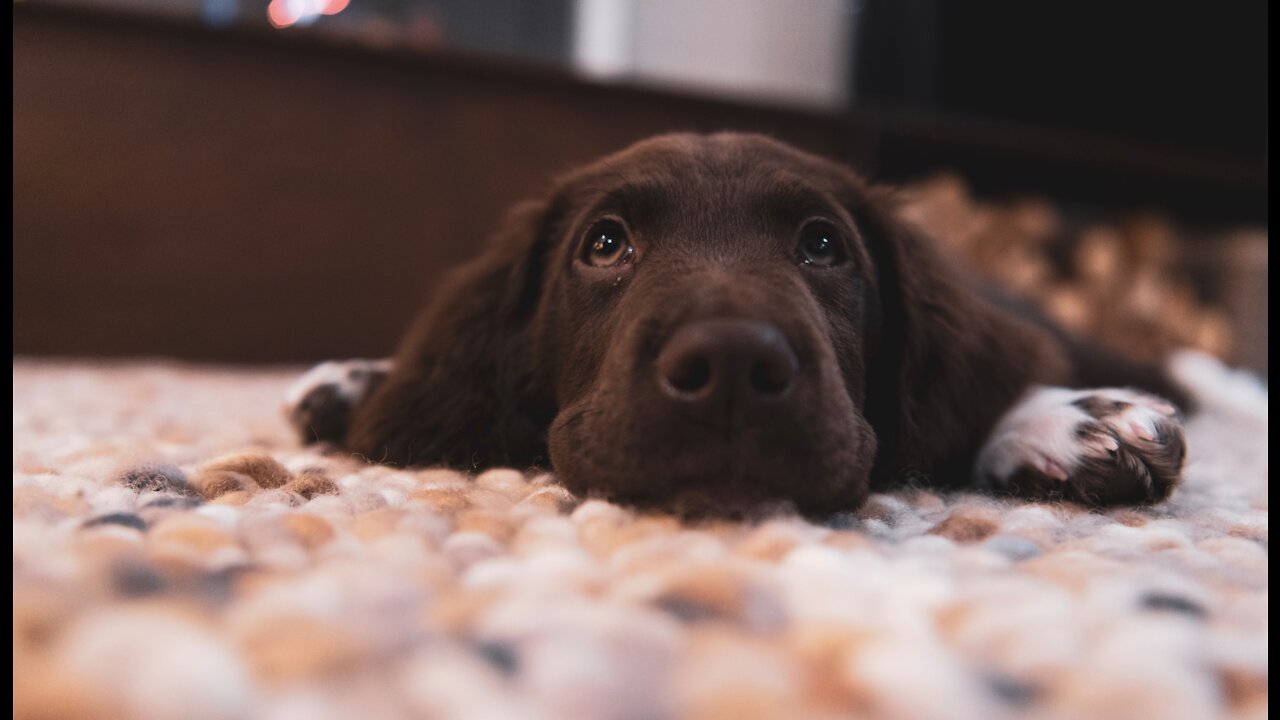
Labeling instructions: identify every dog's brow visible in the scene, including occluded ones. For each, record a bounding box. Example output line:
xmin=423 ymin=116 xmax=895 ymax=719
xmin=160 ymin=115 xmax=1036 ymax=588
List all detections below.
xmin=581 ymin=181 xmax=671 ymax=217
xmin=760 ymin=175 xmax=839 ymax=215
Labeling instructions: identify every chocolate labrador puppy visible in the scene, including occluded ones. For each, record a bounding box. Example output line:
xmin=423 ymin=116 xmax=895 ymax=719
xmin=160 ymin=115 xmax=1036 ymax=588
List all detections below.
xmin=285 ymin=133 xmax=1188 ymax=515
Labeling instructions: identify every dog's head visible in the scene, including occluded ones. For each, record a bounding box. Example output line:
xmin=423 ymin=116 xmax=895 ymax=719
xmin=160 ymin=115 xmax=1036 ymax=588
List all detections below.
xmin=350 ymin=133 xmax=1053 ymax=514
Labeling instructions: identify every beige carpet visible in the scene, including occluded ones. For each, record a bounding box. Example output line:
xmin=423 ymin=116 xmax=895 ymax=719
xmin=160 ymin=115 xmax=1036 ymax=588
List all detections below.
xmin=12 ymin=356 xmax=1268 ymax=720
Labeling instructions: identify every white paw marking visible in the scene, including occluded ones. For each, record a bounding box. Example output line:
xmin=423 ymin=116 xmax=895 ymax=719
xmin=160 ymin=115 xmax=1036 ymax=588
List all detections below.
xmin=282 ymin=359 xmax=392 ymax=412
xmin=975 ymin=386 xmax=1177 ymax=488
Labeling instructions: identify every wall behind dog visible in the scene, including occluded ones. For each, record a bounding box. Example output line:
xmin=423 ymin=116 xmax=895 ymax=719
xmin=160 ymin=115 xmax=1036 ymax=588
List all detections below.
xmin=13 ymin=4 xmax=855 ymax=364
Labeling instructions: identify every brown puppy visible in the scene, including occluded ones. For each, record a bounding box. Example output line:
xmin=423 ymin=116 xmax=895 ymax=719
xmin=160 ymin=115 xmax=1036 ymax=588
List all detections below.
xmin=285 ymin=133 xmax=1187 ymax=515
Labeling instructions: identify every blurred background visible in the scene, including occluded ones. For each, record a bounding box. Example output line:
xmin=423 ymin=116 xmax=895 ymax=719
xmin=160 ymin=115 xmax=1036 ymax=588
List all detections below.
xmin=13 ymin=0 xmax=1268 ymax=375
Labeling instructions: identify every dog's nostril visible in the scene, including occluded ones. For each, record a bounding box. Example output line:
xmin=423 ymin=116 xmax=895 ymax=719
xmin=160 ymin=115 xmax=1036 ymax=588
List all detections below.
xmin=666 ymin=355 xmax=712 ymax=393
xmin=750 ymin=359 xmax=791 ymax=395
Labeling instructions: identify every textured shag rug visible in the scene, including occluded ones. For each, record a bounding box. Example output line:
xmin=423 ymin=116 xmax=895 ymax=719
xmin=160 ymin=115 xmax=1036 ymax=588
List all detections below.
xmin=12 ymin=356 xmax=1268 ymax=720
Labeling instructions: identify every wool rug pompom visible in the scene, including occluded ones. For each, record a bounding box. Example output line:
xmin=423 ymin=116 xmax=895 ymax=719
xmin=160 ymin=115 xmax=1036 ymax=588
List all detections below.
xmin=12 ymin=354 xmax=1267 ymax=720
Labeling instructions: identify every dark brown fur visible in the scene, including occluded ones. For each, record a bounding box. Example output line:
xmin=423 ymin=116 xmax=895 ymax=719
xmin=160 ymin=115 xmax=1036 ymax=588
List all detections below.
xmin=340 ymin=133 xmax=1184 ymax=514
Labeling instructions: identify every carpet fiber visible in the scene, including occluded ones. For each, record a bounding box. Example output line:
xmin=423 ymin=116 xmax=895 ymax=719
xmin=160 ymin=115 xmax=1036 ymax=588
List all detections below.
xmin=12 ymin=356 xmax=1268 ymax=720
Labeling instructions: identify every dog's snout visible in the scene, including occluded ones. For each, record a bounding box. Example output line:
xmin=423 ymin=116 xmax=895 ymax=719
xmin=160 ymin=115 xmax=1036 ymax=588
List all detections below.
xmin=655 ymin=319 xmax=798 ymax=410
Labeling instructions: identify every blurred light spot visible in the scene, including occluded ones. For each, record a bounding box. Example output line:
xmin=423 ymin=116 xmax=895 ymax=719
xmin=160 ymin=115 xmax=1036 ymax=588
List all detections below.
xmin=268 ymin=0 xmax=347 ymax=29
xmin=267 ymin=0 xmax=296 ymax=28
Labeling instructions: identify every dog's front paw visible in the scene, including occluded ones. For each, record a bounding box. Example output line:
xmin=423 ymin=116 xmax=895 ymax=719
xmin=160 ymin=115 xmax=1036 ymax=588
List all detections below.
xmin=283 ymin=359 xmax=391 ymax=445
xmin=976 ymin=387 xmax=1186 ymax=505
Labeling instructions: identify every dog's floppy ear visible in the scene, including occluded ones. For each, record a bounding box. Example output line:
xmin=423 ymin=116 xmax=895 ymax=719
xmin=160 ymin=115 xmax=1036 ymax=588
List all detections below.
xmin=850 ymin=184 xmax=1067 ymax=486
xmin=345 ymin=197 xmax=560 ymax=469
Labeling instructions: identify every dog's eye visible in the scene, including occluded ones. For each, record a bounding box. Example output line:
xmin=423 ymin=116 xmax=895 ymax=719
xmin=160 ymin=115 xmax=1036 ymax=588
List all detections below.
xmin=797 ymin=222 xmax=844 ymax=267
xmin=583 ymin=220 xmax=634 ymax=268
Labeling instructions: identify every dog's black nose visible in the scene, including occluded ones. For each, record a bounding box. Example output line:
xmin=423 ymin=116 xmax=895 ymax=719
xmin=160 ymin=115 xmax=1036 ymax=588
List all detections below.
xmin=655 ymin=319 xmax=798 ymax=414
